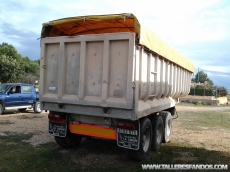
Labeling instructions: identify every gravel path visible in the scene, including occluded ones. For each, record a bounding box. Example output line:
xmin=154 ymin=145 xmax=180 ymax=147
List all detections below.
xmin=0 ymin=110 xmax=54 ymax=146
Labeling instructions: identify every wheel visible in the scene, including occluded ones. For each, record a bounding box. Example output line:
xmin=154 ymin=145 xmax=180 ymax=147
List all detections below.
xmin=0 ymin=104 xmax=3 ymax=115
xmin=18 ymin=108 xmax=27 ymax=113
xmin=151 ymin=115 xmax=164 ymax=151
xmin=33 ymin=101 xmax=42 ymax=113
xmin=162 ymin=111 xmax=172 ymax=143
xmin=55 ymin=131 xmax=82 ymax=148
xmin=128 ymin=117 xmax=152 ymax=161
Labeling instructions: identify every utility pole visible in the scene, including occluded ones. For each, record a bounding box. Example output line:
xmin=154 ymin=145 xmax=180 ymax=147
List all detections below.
xmin=197 ymin=68 xmax=199 ymax=83
xmin=215 ymin=86 xmax=217 ymax=98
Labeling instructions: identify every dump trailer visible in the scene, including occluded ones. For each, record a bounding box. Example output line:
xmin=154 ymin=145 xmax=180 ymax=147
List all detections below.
xmin=40 ymin=13 xmax=194 ymax=161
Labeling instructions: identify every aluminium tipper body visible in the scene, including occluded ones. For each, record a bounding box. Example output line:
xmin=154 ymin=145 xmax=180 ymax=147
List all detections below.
xmin=40 ymin=13 xmax=194 ymax=120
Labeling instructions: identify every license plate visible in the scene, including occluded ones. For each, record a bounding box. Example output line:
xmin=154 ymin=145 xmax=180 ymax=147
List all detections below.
xmin=49 ymin=122 xmax=67 ymax=137
xmin=117 ymin=128 xmax=139 ymax=150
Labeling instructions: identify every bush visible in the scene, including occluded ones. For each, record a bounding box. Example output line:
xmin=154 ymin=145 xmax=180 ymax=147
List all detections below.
xmin=189 ymin=88 xmax=213 ymax=96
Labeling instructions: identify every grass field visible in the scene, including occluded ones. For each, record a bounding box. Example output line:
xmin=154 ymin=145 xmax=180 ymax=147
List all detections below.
xmin=177 ymin=109 xmax=230 ymax=129
xmin=0 ymin=107 xmax=230 ymax=172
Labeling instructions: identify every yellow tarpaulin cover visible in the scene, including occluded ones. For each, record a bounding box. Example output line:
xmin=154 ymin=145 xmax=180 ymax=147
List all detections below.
xmin=41 ymin=13 xmax=194 ymax=73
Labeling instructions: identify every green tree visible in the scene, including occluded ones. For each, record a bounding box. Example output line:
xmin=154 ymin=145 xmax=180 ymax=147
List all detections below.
xmin=21 ymin=56 xmax=39 ymax=74
xmin=0 ymin=43 xmax=21 ymax=61
xmin=0 ymin=42 xmax=40 ymax=84
xmin=19 ymin=57 xmax=40 ymax=84
xmin=191 ymin=78 xmax=196 ymax=83
xmin=0 ymin=54 xmax=24 ymax=83
xmin=194 ymin=71 xmax=214 ymax=86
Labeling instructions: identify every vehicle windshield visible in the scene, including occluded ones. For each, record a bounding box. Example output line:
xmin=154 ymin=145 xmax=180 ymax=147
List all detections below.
xmin=0 ymin=84 xmax=11 ymax=93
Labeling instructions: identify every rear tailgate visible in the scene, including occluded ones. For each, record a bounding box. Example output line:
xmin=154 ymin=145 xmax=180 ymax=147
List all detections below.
xmin=40 ymin=33 xmax=135 ymax=110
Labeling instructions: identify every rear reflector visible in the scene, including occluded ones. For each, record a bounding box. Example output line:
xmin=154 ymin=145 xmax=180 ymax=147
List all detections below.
xmin=70 ymin=123 xmax=116 ymax=140
xmin=48 ymin=113 xmax=66 ymax=124
xmin=116 ymin=122 xmax=135 ymax=130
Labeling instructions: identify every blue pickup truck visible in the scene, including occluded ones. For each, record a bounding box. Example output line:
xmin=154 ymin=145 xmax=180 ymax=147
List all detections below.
xmin=0 ymin=83 xmax=42 ymax=115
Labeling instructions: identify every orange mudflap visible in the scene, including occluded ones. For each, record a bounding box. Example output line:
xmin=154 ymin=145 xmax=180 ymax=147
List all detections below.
xmin=70 ymin=123 xmax=117 ymax=140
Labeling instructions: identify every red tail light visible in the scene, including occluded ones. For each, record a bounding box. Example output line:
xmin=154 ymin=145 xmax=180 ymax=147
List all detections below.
xmin=116 ymin=122 xmax=135 ymax=130
xmin=48 ymin=113 xmax=66 ymax=124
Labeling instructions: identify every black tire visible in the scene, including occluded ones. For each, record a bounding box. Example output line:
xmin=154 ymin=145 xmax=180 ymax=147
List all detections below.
xmin=151 ymin=115 xmax=164 ymax=151
xmin=162 ymin=111 xmax=172 ymax=143
xmin=128 ymin=118 xmax=152 ymax=161
xmin=18 ymin=108 xmax=27 ymax=113
xmin=33 ymin=101 xmax=42 ymax=113
xmin=55 ymin=131 xmax=82 ymax=148
xmin=0 ymin=104 xmax=3 ymax=115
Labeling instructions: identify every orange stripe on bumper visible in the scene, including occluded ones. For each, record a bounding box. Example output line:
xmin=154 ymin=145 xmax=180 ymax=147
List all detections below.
xmin=70 ymin=123 xmax=116 ymax=140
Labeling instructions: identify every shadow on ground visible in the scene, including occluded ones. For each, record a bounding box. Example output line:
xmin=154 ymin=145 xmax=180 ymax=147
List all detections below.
xmin=0 ymin=134 xmax=229 ymax=172
xmin=46 ymin=138 xmax=230 ymax=172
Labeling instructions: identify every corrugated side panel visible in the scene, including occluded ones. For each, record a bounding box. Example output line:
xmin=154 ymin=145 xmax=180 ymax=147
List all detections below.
xmin=40 ymin=33 xmax=135 ymax=110
xmin=134 ymin=46 xmax=193 ymax=120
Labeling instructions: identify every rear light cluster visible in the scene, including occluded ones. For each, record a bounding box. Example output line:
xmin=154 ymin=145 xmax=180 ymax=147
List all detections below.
xmin=116 ymin=122 xmax=135 ymax=130
xmin=48 ymin=113 xmax=66 ymax=124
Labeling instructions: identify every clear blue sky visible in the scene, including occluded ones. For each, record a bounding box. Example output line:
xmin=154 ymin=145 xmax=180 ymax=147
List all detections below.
xmin=1 ymin=0 xmax=230 ymax=91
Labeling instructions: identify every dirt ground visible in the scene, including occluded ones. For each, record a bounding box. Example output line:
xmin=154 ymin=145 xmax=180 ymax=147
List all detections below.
xmin=0 ymin=106 xmax=230 ymax=152
xmin=0 ymin=110 xmax=54 ymax=146
xmin=173 ymin=106 xmax=230 ymax=153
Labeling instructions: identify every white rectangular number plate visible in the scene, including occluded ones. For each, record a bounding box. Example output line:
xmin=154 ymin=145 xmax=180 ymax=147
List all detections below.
xmin=49 ymin=122 xmax=67 ymax=137
xmin=117 ymin=128 xmax=139 ymax=150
